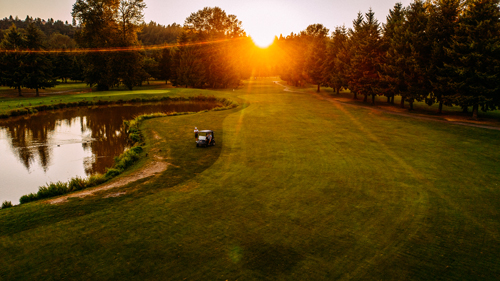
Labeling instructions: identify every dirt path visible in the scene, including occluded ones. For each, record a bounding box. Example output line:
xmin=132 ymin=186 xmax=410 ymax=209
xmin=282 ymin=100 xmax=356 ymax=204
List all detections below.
xmin=47 ymin=160 xmax=168 ymax=204
xmin=275 ymin=81 xmax=500 ymax=131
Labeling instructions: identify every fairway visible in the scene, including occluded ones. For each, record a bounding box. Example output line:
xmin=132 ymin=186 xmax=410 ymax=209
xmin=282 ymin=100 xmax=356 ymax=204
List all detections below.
xmin=1 ymin=78 xmax=500 ymax=280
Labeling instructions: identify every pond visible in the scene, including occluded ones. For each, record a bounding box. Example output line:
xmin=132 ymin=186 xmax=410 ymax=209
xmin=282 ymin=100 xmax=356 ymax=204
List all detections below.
xmin=0 ymin=101 xmax=221 ymax=204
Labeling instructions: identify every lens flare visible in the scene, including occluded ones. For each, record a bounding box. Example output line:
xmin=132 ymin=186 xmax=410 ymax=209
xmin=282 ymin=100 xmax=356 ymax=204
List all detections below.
xmin=0 ymin=38 xmax=246 ymax=54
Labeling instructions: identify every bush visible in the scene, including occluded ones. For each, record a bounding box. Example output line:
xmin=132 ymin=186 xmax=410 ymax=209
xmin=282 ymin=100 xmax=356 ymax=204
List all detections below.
xmin=68 ymin=177 xmax=87 ymax=191
xmin=1 ymin=201 xmax=13 ymax=209
xmin=19 ymin=193 xmax=37 ymax=204
xmin=129 ymin=132 xmax=142 ymax=143
xmin=105 ymin=168 xmax=121 ymax=178
xmin=87 ymin=173 xmax=106 ymax=187
xmin=37 ymin=182 xmax=69 ymax=199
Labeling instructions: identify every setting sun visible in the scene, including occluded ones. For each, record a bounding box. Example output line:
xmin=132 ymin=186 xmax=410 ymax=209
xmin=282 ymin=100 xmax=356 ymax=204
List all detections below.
xmin=250 ymin=34 xmax=275 ymax=48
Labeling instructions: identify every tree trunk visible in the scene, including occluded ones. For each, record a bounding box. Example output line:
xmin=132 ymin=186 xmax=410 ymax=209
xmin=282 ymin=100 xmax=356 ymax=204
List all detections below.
xmin=36 ymin=87 xmax=39 ymax=97
xmin=472 ymin=103 xmax=479 ymax=120
xmin=387 ymin=96 xmax=390 ymax=103
xmin=438 ymin=100 xmax=443 ymax=114
xmin=390 ymin=95 xmax=394 ymax=104
xmin=336 ymin=87 xmax=341 ymax=94
xmin=372 ymin=94 xmax=375 ymax=105
xmin=17 ymin=86 xmax=22 ymax=96
xmin=317 ymin=84 xmax=320 ymax=93
xmin=400 ymin=95 xmax=405 ymax=108
xmin=353 ymin=92 xmax=357 ymax=100
xmin=363 ymin=94 xmax=367 ymax=103
xmin=409 ymin=99 xmax=414 ymax=111
xmin=462 ymin=106 xmax=468 ymax=113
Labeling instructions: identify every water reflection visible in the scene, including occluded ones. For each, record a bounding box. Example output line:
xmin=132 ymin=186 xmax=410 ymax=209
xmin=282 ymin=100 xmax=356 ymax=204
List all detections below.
xmin=0 ymin=101 xmax=220 ymax=204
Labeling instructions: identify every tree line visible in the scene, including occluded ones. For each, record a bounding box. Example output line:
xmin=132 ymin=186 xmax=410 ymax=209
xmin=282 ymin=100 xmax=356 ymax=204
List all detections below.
xmin=275 ymin=0 xmax=500 ymax=119
xmin=0 ymin=1 xmax=245 ymax=93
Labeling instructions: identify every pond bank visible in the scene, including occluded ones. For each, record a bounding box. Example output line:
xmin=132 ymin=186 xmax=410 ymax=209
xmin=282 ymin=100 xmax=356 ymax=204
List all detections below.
xmin=1 ymin=97 xmax=237 ymax=206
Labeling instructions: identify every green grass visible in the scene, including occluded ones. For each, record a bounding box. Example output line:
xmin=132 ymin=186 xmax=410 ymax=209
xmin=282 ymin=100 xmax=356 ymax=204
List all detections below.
xmin=0 ymin=78 xmax=499 ymax=280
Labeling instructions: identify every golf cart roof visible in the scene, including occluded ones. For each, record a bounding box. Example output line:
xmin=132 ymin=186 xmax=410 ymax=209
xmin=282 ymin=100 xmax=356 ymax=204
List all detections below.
xmin=199 ymin=130 xmax=213 ymax=133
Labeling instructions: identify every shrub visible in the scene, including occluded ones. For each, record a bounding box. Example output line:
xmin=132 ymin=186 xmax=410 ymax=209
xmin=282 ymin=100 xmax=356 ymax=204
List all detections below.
xmin=19 ymin=193 xmax=37 ymax=204
xmin=68 ymin=177 xmax=87 ymax=191
xmin=129 ymin=132 xmax=142 ymax=143
xmin=37 ymin=182 xmax=69 ymax=199
xmin=105 ymin=168 xmax=121 ymax=178
xmin=1 ymin=201 xmax=13 ymax=209
xmin=87 ymin=173 xmax=106 ymax=187
xmin=114 ymin=148 xmax=141 ymax=170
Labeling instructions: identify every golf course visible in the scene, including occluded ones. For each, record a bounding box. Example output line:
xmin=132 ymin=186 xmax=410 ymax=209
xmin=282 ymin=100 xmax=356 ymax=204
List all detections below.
xmin=1 ymin=78 xmax=500 ymax=280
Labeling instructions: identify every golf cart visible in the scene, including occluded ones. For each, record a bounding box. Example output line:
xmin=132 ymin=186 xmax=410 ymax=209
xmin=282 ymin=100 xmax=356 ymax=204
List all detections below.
xmin=196 ymin=130 xmax=215 ymax=147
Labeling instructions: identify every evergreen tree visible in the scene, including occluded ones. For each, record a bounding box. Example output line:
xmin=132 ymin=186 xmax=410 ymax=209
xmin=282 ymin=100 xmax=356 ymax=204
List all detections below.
xmin=278 ymin=33 xmax=308 ymax=87
xmin=445 ymin=0 xmax=500 ymax=119
xmin=379 ymin=2 xmax=407 ymax=105
xmin=23 ymin=23 xmax=56 ymax=96
xmin=346 ymin=12 xmax=364 ymax=100
xmin=143 ymin=55 xmax=159 ymax=82
xmin=403 ymin=0 xmax=432 ymax=110
xmin=303 ymin=24 xmax=329 ymax=92
xmin=428 ymin=0 xmax=463 ymax=113
xmin=52 ymin=51 xmax=74 ymax=83
xmin=348 ymin=9 xmax=383 ymax=104
xmin=159 ymin=47 xmax=172 ymax=83
xmin=69 ymin=54 xmax=85 ymax=82
xmin=0 ymin=24 xmax=26 ymax=96
xmin=324 ymin=26 xmax=349 ymax=94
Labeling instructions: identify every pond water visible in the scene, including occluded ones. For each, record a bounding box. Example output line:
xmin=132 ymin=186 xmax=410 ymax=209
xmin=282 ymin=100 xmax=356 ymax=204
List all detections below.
xmin=0 ymin=101 xmax=220 ymax=204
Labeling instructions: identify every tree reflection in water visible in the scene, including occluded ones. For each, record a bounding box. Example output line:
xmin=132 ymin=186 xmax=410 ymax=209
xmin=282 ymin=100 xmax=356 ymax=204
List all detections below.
xmin=0 ymin=101 xmax=220 ymax=203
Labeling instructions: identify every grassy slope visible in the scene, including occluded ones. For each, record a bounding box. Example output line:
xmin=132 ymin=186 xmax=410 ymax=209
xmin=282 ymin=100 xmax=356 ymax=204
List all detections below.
xmin=1 ymin=79 xmax=499 ymax=280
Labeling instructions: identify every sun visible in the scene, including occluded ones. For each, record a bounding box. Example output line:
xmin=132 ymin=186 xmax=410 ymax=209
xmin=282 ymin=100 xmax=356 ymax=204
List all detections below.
xmin=251 ymin=34 xmax=275 ymax=48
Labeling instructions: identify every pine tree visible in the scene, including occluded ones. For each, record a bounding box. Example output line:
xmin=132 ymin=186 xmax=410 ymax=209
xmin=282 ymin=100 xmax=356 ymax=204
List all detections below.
xmin=346 ymin=12 xmax=364 ymax=100
xmin=445 ymin=0 xmax=500 ymax=119
xmin=0 ymin=24 xmax=26 ymax=96
xmin=428 ymin=0 xmax=462 ymax=114
xmin=52 ymin=51 xmax=74 ymax=83
xmin=303 ymin=24 xmax=329 ymax=92
xmin=23 ymin=23 xmax=56 ymax=96
xmin=324 ymin=26 xmax=349 ymax=94
xmin=159 ymin=47 xmax=172 ymax=83
xmin=380 ymin=2 xmax=407 ymax=105
xmin=348 ymin=9 xmax=383 ymax=104
xmin=403 ymin=0 xmax=432 ymax=110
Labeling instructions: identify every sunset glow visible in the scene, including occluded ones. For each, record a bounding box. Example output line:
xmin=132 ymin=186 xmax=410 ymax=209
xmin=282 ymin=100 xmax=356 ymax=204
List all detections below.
xmin=250 ymin=34 xmax=275 ymax=48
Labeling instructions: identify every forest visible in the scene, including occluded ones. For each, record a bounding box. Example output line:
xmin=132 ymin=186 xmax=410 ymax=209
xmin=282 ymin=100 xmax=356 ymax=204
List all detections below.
xmin=0 ymin=0 xmax=499 ymax=118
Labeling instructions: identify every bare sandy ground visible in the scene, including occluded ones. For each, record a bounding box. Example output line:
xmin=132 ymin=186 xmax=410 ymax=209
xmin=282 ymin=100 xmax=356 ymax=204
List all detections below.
xmin=48 ymin=160 xmax=168 ymax=204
